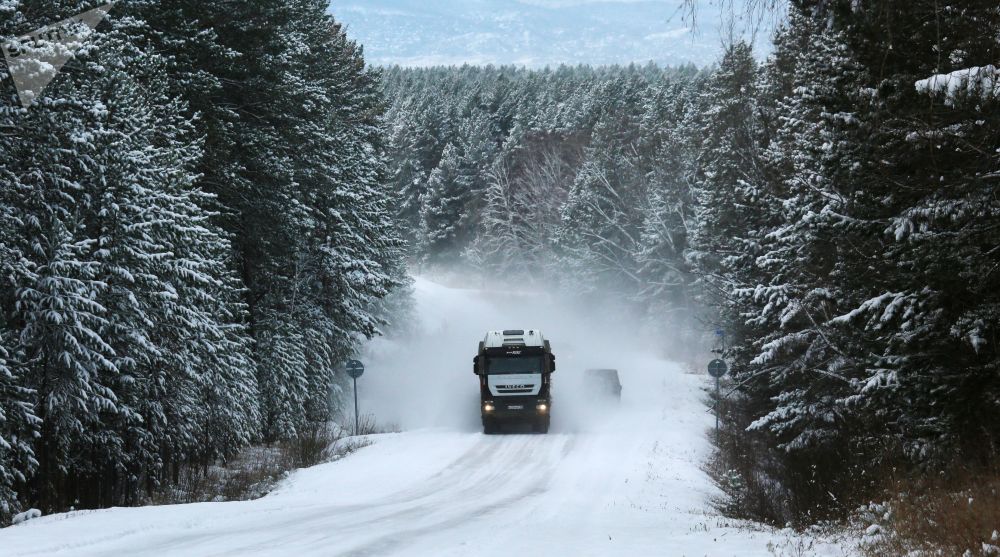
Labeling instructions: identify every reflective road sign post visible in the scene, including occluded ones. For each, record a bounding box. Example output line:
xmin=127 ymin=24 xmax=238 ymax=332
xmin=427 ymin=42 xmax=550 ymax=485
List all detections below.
xmin=707 ymin=359 xmax=728 ymax=432
xmin=345 ymin=360 xmax=365 ymax=435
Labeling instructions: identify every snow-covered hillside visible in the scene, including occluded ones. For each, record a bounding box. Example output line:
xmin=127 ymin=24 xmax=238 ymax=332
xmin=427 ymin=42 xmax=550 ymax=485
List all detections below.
xmin=0 ymin=278 xmax=850 ymax=556
xmin=329 ymin=0 xmax=777 ymax=67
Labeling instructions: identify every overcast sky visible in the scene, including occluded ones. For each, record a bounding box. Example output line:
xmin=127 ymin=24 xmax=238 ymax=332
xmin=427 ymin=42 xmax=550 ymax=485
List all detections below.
xmin=329 ymin=0 xmax=779 ymax=68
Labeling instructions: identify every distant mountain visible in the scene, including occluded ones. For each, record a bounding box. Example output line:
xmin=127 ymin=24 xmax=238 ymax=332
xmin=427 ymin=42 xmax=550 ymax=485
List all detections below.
xmin=329 ymin=0 xmax=777 ymax=68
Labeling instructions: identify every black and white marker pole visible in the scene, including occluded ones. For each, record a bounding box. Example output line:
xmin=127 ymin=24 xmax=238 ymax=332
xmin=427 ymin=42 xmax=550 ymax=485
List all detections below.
xmin=344 ymin=359 xmax=365 ymax=435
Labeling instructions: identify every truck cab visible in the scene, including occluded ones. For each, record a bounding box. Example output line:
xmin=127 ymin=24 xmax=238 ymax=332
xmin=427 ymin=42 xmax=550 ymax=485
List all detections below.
xmin=474 ymin=329 xmax=555 ymax=434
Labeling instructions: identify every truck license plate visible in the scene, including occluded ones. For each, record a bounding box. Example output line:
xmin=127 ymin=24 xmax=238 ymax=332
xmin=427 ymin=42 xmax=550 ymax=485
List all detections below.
xmin=508 ymin=405 xmax=523 ymax=409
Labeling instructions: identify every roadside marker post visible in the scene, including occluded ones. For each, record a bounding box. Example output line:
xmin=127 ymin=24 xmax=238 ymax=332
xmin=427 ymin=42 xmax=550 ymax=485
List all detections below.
xmin=345 ymin=359 xmax=365 ymax=435
xmin=708 ymin=328 xmax=728 ymax=433
xmin=707 ymin=358 xmax=728 ymax=432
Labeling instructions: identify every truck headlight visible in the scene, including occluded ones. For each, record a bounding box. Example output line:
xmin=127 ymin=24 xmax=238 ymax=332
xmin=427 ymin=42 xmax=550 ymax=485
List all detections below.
xmin=483 ymin=403 xmax=495 ymax=412
xmin=536 ymin=403 xmax=548 ymax=412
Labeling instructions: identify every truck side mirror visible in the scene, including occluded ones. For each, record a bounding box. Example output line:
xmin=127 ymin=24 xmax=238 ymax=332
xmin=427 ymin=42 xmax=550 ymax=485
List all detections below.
xmin=473 ymin=355 xmax=480 ymax=375
xmin=549 ymin=353 xmax=556 ymax=372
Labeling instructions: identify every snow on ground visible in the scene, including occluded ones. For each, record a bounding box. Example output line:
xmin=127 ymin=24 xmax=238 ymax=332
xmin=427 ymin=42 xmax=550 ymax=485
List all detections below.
xmin=0 ymin=277 xmax=854 ymax=556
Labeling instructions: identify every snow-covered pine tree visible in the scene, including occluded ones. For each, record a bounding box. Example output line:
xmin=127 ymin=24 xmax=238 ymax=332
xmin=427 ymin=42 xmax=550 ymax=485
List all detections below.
xmin=453 ymin=108 xmax=500 ymax=261
xmin=555 ymin=71 xmax=654 ymax=297
xmin=294 ymin=10 xmax=403 ymax=425
xmin=718 ymin=9 xmax=898 ymax=519
xmin=742 ymin=22 xmax=871 ymax=457
xmin=419 ymin=142 xmax=477 ymax=265
xmin=88 ymin=13 xmax=260 ymax=506
xmin=691 ymin=1 xmax=1000 ymax=524
xmin=813 ymin=0 xmax=1000 ymax=463
xmin=0 ymin=1 xmax=263 ymax=512
xmin=0 ymin=8 xmax=41 ymax=519
xmin=0 ymin=340 xmax=37 ymax=524
xmin=468 ymin=161 xmax=522 ymax=277
xmin=132 ymin=0 xmax=404 ymax=440
xmin=469 ymin=139 xmax=578 ymax=283
xmin=385 ymin=95 xmax=431 ymax=249
xmin=1 ymin=1 xmax=127 ymax=509
xmin=635 ymin=76 xmax=702 ymax=340
xmin=686 ymin=42 xmax=762 ymax=311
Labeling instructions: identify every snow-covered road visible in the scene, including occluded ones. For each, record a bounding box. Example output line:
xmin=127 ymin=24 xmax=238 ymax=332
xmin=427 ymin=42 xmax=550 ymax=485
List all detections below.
xmin=0 ymin=277 xmax=850 ymax=556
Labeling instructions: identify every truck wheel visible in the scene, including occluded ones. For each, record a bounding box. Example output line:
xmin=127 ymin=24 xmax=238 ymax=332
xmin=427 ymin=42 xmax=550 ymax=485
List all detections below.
xmin=534 ymin=417 xmax=550 ymax=434
xmin=483 ymin=419 xmax=498 ymax=434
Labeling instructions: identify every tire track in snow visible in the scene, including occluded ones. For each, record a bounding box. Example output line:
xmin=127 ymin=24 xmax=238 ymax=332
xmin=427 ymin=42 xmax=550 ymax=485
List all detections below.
xmin=332 ymin=435 xmax=573 ymax=557
xmin=127 ymin=434 xmax=572 ymax=557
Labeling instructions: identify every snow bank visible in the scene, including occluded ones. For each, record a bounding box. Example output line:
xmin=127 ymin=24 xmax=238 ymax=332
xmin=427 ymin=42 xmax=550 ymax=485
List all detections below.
xmin=11 ymin=508 xmax=41 ymax=525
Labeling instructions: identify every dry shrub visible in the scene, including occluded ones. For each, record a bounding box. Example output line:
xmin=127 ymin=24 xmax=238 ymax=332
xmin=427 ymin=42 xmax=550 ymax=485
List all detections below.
xmin=708 ymin=388 xmax=796 ymax=525
xmin=152 ymin=419 xmax=386 ymax=505
xmin=281 ymin=421 xmax=343 ymax=468
xmin=860 ymin=466 xmax=1000 ymax=557
xmin=217 ymin=446 xmax=293 ymax=501
xmin=326 ymin=436 xmax=373 ymax=462
xmin=348 ymin=412 xmax=400 ymax=437
xmin=709 ymin=386 xmax=901 ymax=528
xmin=151 ymin=445 xmax=295 ymax=505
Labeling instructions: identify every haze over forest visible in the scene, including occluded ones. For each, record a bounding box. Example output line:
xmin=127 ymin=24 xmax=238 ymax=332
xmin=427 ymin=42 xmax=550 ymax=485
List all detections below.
xmin=331 ymin=0 xmax=777 ymax=67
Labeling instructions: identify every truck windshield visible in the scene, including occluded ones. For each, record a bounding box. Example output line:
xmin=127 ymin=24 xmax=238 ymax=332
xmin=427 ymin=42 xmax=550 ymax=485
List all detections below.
xmin=486 ymin=356 xmax=544 ymax=375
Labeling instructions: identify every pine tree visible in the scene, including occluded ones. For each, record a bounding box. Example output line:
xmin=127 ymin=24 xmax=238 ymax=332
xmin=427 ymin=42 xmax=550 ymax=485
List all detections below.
xmin=0 ymin=335 xmax=37 ymax=524
xmin=420 ymin=143 xmax=477 ymax=264
xmin=468 ymin=161 xmax=522 ymax=276
xmin=742 ymin=24 xmax=871 ymax=456
xmin=556 ymin=71 xmax=653 ymax=296
xmin=635 ymin=77 xmax=702 ymax=338
xmin=0 ymin=16 xmax=41 ymax=517
xmin=131 ymin=0 xmax=404 ymax=441
xmin=814 ymin=0 xmax=1000 ymax=462
xmin=0 ymin=1 xmax=265 ymax=511
xmin=1 ymin=6 xmax=127 ymax=505
xmin=687 ymin=42 xmax=762 ymax=305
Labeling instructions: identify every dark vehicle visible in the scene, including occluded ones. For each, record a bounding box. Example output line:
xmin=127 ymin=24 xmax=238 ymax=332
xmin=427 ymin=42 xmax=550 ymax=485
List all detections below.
xmin=585 ymin=368 xmax=622 ymax=402
xmin=473 ymin=329 xmax=556 ymax=434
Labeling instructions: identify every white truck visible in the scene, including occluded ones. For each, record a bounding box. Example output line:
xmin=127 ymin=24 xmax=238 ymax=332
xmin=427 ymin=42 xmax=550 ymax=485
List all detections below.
xmin=473 ymin=329 xmax=556 ymax=434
